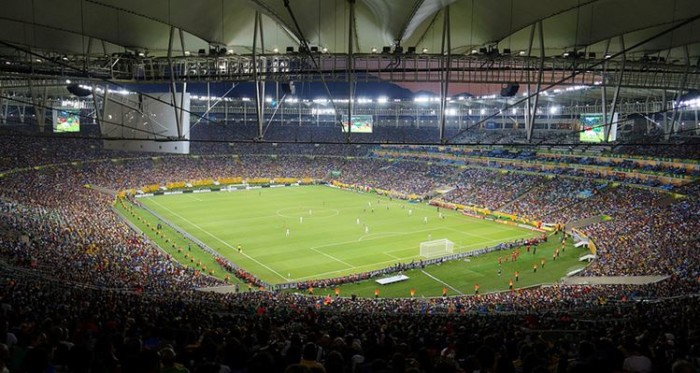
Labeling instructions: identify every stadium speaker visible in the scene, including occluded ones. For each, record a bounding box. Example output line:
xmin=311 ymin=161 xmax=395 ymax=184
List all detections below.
xmin=66 ymin=83 xmax=92 ymax=97
xmin=500 ymin=83 xmax=520 ymax=97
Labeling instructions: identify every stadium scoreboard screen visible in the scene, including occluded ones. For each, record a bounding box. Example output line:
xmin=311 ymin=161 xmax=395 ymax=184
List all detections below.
xmin=341 ymin=115 xmax=373 ymax=133
xmin=53 ymin=108 xmax=81 ymax=133
xmin=579 ymin=113 xmax=617 ymax=142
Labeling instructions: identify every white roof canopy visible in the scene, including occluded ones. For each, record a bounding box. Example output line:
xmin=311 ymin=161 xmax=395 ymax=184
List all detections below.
xmin=0 ymin=0 xmax=698 ymax=60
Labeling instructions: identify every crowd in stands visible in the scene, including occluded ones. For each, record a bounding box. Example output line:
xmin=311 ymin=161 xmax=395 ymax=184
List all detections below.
xmin=443 ymin=170 xmax=546 ymax=211
xmin=338 ymin=159 xmax=454 ymax=198
xmin=0 ymin=132 xmax=698 ymax=372
xmin=580 ymin=191 xmax=700 ymax=277
xmin=503 ymin=178 xmax=605 ymax=222
xmin=614 ymin=140 xmax=700 ymax=160
xmin=0 ymin=266 xmax=698 ymax=372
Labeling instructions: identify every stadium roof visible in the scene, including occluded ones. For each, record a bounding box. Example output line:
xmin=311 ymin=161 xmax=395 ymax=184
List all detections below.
xmin=1 ymin=0 xmax=699 ymax=60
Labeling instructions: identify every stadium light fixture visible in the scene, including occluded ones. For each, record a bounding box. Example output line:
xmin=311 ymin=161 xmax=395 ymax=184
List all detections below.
xmin=377 ymin=96 xmax=389 ymax=104
xmin=371 ymin=47 xmax=378 ymax=54
xmin=549 ymin=106 xmax=559 ymax=114
xmin=422 ymin=48 xmax=429 ymax=54
xmin=322 ymin=47 xmax=328 ymax=53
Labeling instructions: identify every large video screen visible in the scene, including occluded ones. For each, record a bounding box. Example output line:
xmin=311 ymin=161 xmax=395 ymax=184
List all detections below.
xmin=53 ymin=108 xmax=81 ymax=133
xmin=579 ymin=113 xmax=617 ymax=142
xmin=341 ymin=115 xmax=373 ymax=133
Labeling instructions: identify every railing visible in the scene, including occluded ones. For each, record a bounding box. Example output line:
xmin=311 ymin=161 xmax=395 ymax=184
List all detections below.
xmin=2 ymin=53 xmax=699 ymax=89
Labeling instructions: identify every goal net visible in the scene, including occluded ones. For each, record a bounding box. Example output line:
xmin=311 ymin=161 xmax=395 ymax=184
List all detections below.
xmin=419 ymin=239 xmax=454 ymax=258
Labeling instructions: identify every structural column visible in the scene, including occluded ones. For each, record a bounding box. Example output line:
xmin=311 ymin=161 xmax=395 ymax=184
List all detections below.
xmin=604 ymin=36 xmax=626 ymax=143
xmin=438 ymin=5 xmax=451 ymax=143
xmin=252 ymin=11 xmax=266 ymax=139
xmin=347 ymin=0 xmax=356 ymax=138
xmin=167 ymin=26 xmax=182 ymax=139
xmin=526 ymin=21 xmax=544 ymax=142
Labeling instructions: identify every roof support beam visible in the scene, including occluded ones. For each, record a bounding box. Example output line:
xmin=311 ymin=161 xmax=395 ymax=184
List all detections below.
xmin=91 ymin=82 xmax=103 ymax=132
xmin=0 ymin=81 xmax=4 ymax=124
xmin=524 ymin=24 xmax=535 ymax=142
xmin=605 ymin=36 xmax=626 ymax=143
xmin=526 ymin=21 xmax=545 ymax=143
xmin=662 ymin=89 xmax=669 ymax=136
xmin=179 ymin=29 xmax=187 ymax=56
xmin=167 ymin=26 xmax=182 ymax=139
xmin=601 ymin=39 xmax=611 ymax=142
xmin=100 ymin=82 xmax=109 ymax=131
xmin=19 ymin=102 xmax=26 ymax=124
xmin=668 ymin=44 xmax=691 ymax=140
xmin=347 ymin=0 xmax=356 ymax=139
xmin=439 ymin=6 xmax=451 ymax=143
xmin=86 ymin=37 xmax=94 ymax=64
xmin=253 ymin=11 xmax=266 ymax=140
xmin=27 ymin=77 xmax=47 ymax=132
xmin=1 ymin=99 xmax=7 ymax=125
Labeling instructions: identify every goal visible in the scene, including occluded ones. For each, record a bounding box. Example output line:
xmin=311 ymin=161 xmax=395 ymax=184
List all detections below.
xmin=419 ymin=239 xmax=455 ymax=258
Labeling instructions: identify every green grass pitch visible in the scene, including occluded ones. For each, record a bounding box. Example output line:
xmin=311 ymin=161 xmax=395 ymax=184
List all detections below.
xmin=126 ymin=185 xmax=589 ymax=297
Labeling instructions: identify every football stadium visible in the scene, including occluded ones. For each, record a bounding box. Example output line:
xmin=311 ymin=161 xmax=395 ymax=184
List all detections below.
xmin=0 ymin=1 xmax=699 ymax=372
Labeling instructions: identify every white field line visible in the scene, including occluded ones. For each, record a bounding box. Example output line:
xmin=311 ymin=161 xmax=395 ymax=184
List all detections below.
xmin=420 ymin=270 xmax=465 ymax=295
xmin=293 ymin=234 xmax=531 ymax=281
xmin=384 ymin=252 xmax=401 ymax=260
xmin=146 ymin=197 xmax=351 ymax=225
xmin=308 ymin=247 xmax=355 ymax=268
xmin=148 ymin=198 xmax=289 ymax=281
xmin=146 ymin=194 xmax=535 ymax=283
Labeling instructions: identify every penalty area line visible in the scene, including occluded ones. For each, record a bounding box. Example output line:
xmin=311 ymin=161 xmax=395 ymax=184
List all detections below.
xmin=308 ymin=247 xmax=355 ymax=269
xmin=420 ymin=270 xmax=464 ymax=295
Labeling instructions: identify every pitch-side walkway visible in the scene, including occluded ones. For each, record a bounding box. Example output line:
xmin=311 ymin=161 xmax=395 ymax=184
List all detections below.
xmin=566 ymin=215 xmax=609 ymax=230
xmin=86 ymin=184 xmax=119 ymax=195
xmin=197 ymin=285 xmax=242 ymax=294
xmin=560 ymin=275 xmax=670 ymax=285
xmin=197 ymin=275 xmax=672 ymax=294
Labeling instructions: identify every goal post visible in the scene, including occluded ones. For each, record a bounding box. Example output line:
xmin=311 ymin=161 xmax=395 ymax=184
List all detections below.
xmin=419 ymin=239 xmax=454 ymax=258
